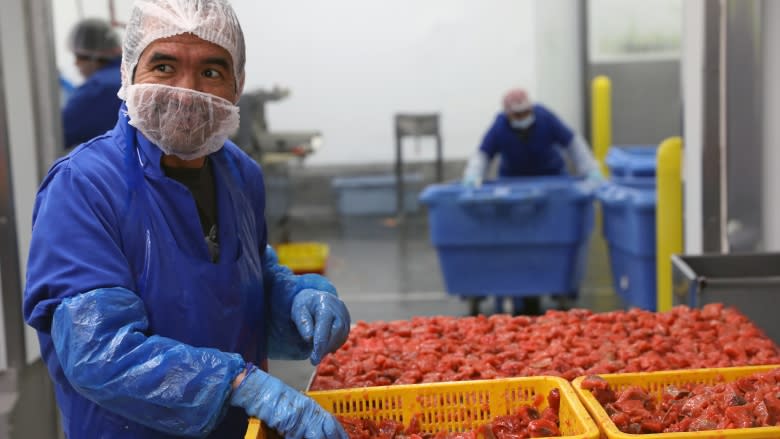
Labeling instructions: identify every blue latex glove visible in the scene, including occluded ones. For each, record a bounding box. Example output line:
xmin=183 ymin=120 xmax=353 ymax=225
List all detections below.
xmin=462 ymin=151 xmax=487 ymax=188
xmin=587 ymin=169 xmax=605 ymax=182
xmin=292 ymin=288 xmax=350 ymax=365
xmin=584 ymin=169 xmax=606 ymax=190
xmin=462 ymin=174 xmax=482 ymax=189
xmin=230 ymin=364 xmax=347 ymax=439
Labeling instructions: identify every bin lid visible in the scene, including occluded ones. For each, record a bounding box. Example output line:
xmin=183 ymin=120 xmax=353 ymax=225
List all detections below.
xmin=595 ymin=181 xmax=655 ymax=209
xmin=419 ymin=176 xmax=594 ymax=206
xmin=331 ymin=173 xmax=424 ymax=189
xmin=606 ymin=145 xmax=658 ymax=179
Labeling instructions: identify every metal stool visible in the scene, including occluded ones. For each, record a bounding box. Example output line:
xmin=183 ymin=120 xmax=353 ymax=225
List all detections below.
xmin=394 ymin=113 xmax=443 ymax=218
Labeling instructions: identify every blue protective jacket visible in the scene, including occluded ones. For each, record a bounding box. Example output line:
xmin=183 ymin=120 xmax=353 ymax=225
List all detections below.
xmin=23 ymin=107 xmax=314 ymax=438
xmin=62 ymin=57 xmax=122 ymax=149
xmin=479 ymin=104 xmax=574 ymax=177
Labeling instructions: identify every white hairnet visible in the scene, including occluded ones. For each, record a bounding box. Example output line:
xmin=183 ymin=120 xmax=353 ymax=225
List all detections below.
xmin=503 ymin=88 xmax=532 ymax=113
xmin=68 ymin=18 xmax=122 ymax=59
xmin=118 ymin=0 xmax=246 ymax=100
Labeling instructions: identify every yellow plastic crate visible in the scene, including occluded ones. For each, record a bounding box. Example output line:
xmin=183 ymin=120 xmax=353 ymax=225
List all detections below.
xmin=276 ymin=242 xmax=329 ymax=275
xmin=572 ymin=365 xmax=780 ymax=439
xmin=244 ymin=419 xmax=264 ymax=439
xmin=306 ymin=376 xmax=599 ymax=438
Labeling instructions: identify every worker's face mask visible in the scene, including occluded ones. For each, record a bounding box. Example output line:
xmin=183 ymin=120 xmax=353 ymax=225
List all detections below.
xmin=125 ymin=83 xmax=240 ymax=160
xmin=510 ymin=114 xmax=535 ymax=130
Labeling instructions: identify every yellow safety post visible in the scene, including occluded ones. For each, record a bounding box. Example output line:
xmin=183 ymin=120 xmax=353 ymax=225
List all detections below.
xmin=656 ymin=136 xmax=683 ymax=312
xmin=591 ymin=76 xmax=612 ymax=177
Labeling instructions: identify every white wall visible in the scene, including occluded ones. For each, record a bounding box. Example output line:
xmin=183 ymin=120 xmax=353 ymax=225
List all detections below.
xmin=762 ymin=0 xmax=780 ymax=250
xmin=53 ymin=0 xmax=536 ymax=165
xmin=533 ymin=0 xmax=583 ymax=134
xmin=234 ymin=0 xmax=535 ymax=165
xmin=681 ymin=0 xmax=705 ymax=254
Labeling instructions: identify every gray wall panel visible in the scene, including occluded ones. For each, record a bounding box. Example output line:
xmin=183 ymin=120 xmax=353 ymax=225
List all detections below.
xmin=725 ymin=0 xmax=763 ymax=252
xmin=590 ymin=59 xmax=682 ymax=146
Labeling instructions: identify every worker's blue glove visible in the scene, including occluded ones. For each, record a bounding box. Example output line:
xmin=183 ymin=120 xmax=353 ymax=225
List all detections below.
xmin=462 ymin=174 xmax=482 ymax=189
xmin=583 ymin=169 xmax=606 ymax=190
xmin=230 ymin=364 xmax=347 ymax=439
xmin=462 ymin=151 xmax=488 ymax=189
xmin=291 ymin=288 xmax=350 ymax=365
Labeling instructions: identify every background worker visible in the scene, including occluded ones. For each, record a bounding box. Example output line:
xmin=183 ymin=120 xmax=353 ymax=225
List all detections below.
xmin=463 ymin=88 xmax=602 ymax=315
xmin=62 ymin=18 xmax=123 ymax=150
xmin=463 ymin=88 xmax=602 ymax=187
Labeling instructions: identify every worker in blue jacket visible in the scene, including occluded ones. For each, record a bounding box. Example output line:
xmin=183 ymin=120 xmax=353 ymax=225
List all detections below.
xmin=24 ymin=1 xmax=349 ymax=438
xmin=463 ymin=88 xmax=601 ymax=315
xmin=62 ymin=18 xmax=123 ymax=150
xmin=463 ymin=88 xmax=602 ymax=186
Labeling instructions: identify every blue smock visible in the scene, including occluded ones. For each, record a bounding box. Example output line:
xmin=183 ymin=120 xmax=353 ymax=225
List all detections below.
xmin=23 ymin=107 xmax=285 ymax=438
xmin=479 ymin=104 xmax=574 ymax=177
xmin=62 ymin=57 xmax=122 ymax=149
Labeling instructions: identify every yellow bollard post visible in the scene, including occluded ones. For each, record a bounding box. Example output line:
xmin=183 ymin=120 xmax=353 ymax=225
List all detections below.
xmin=591 ymin=76 xmax=612 ymax=177
xmin=656 ymin=137 xmax=683 ymax=312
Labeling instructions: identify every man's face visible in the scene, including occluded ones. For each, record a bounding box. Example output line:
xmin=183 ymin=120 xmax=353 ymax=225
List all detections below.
xmin=133 ymin=33 xmax=238 ymax=103
xmin=508 ymin=108 xmax=533 ymax=122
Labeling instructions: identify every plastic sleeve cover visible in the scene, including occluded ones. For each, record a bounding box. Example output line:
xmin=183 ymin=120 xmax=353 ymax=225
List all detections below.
xmin=567 ymin=135 xmax=601 ymax=177
xmin=463 ymin=150 xmax=489 ymax=184
xmin=52 ymin=287 xmax=246 ymax=437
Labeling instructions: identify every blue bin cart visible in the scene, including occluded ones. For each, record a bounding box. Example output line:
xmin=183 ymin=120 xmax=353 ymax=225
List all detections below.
xmin=606 ymin=145 xmax=658 ymax=188
xmin=419 ymin=177 xmax=595 ymax=303
xmin=597 ymin=183 xmax=656 ymax=310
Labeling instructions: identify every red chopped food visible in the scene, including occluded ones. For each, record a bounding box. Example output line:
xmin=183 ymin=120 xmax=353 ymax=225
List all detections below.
xmin=311 ymin=305 xmax=780 ymax=391
xmin=587 ymin=367 xmax=780 ymax=433
xmin=336 ymin=390 xmax=563 ymax=438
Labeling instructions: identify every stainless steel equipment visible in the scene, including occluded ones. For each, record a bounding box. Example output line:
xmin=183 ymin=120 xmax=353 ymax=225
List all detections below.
xmin=672 ymin=252 xmax=780 ymax=344
xmin=233 ymin=87 xmax=322 ymax=163
xmin=232 ymin=87 xmax=322 ymax=239
xmin=394 ymin=113 xmax=443 ymax=218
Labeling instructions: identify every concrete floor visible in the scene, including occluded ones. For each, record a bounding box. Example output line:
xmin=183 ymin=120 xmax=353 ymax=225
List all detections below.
xmin=266 ymin=163 xmax=623 ymax=390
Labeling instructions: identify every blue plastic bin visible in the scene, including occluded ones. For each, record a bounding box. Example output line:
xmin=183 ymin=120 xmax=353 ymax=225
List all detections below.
xmin=597 ymin=183 xmax=657 ymax=310
xmin=606 ymin=145 xmax=658 ymax=188
xmin=332 ymin=173 xmax=423 ymax=216
xmin=419 ymin=176 xmax=595 ymax=296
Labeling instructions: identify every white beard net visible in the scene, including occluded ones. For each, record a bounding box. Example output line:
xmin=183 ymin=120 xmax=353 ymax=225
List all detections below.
xmin=118 ymin=0 xmax=246 ymax=101
xmin=126 ymin=83 xmax=240 ymax=160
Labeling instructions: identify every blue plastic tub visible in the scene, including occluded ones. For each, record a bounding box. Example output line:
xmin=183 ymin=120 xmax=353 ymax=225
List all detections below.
xmin=606 ymin=145 xmax=658 ymax=188
xmin=332 ymin=173 xmax=423 ymax=216
xmin=597 ymin=183 xmax=657 ymax=310
xmin=419 ymin=176 xmax=595 ymax=296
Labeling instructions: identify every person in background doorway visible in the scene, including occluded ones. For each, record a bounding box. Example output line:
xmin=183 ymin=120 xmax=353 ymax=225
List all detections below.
xmin=462 ymin=88 xmax=602 ymax=316
xmin=24 ymin=1 xmax=349 ymax=437
xmin=62 ymin=18 xmax=123 ymax=150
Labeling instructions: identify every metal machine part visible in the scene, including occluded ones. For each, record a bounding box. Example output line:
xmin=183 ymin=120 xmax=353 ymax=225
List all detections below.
xmin=672 ymin=252 xmax=780 ymax=344
xmin=233 ymin=87 xmax=322 ymax=164
xmin=232 ymin=87 xmax=322 ymax=240
xmin=394 ymin=113 xmax=443 ymax=218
